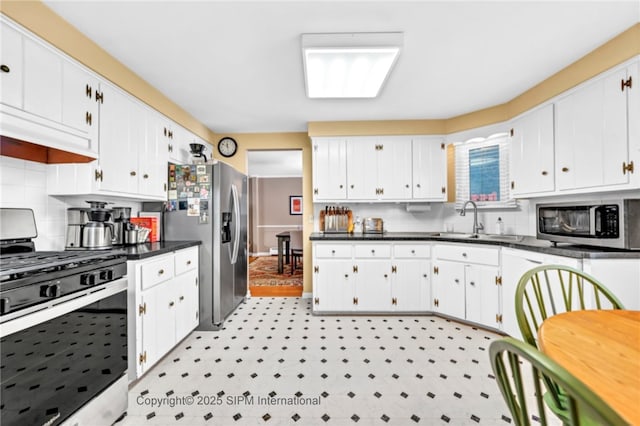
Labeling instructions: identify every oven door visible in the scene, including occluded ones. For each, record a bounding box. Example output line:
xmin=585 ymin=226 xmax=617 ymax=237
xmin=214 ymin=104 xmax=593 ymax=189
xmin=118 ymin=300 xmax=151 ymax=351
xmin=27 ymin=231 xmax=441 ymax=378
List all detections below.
xmin=0 ymin=279 xmax=127 ymax=426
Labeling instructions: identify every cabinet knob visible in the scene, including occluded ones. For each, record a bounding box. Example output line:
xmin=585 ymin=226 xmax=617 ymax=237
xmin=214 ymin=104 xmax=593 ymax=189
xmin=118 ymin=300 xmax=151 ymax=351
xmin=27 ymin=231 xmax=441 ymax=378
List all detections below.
xmin=411 ymin=250 xmax=415 ymax=254
xmin=179 ymin=296 xmax=185 ymax=301
xmin=169 ymin=301 xmax=175 ymax=307
xmin=143 ymin=173 xmax=149 ymax=179
xmin=384 ymin=274 xmax=388 ymax=278
xmin=339 ymin=185 xmax=343 ymax=189
xmin=423 ymin=274 xmax=427 ymax=278
xmin=371 ymin=249 xmax=375 ymax=254
xmin=561 ymin=167 xmax=569 ymax=172
xmin=331 ymin=250 xmax=335 ymax=254
xmin=344 ymin=274 xmax=348 ymax=278
xmin=350 ymin=185 xmax=354 ymax=189
xmin=470 ymin=281 xmax=475 ymax=286
xmin=416 ymin=183 xmax=421 ymax=188
xmin=130 ymin=171 xmax=137 ymax=176
xmin=187 ymin=260 xmax=192 ymax=265
xmin=158 ymin=269 xmax=165 ymax=275
xmin=454 ymin=278 xmax=460 ymax=284
xmin=405 ymin=184 xmax=409 ymax=188
xmin=1 ymin=64 xmax=10 ymax=73
xmin=462 ymin=253 xmax=467 ymax=257
xmin=541 ymin=171 xmax=548 ymax=176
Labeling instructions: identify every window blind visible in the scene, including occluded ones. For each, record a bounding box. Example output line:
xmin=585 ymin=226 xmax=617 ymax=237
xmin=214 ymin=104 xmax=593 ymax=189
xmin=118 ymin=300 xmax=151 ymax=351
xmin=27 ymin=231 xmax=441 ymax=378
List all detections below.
xmin=454 ymin=133 xmax=516 ymax=209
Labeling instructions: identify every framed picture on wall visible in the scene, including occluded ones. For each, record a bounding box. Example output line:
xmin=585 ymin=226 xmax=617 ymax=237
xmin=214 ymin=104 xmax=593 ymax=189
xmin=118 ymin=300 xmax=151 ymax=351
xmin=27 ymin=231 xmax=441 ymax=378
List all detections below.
xmin=289 ymin=195 xmax=302 ymax=215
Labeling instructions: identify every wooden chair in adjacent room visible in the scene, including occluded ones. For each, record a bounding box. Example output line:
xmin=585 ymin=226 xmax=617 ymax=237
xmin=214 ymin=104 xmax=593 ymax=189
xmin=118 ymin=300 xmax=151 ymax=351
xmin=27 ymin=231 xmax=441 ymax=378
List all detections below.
xmin=514 ymin=264 xmax=625 ymax=423
xmin=490 ymin=337 xmax=626 ymax=426
xmin=289 ymin=230 xmax=303 ymax=275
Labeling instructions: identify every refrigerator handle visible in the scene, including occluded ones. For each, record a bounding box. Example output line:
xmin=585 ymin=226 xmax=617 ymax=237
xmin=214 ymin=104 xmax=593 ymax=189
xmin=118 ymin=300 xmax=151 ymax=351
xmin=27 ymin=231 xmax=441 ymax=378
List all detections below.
xmin=230 ymin=184 xmax=240 ymax=264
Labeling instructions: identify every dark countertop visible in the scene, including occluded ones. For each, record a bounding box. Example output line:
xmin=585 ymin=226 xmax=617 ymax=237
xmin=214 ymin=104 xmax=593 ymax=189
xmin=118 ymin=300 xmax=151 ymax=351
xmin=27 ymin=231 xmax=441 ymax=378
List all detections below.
xmin=123 ymin=240 xmax=201 ymax=260
xmin=309 ymin=232 xmax=640 ymax=259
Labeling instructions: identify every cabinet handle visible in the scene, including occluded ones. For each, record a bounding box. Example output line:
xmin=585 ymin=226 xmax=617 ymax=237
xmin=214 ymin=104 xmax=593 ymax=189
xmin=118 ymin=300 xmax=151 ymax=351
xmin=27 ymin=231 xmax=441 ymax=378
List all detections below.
xmin=391 ymin=265 xmax=397 ymax=273
xmin=95 ymin=91 xmax=104 ymax=103
xmin=623 ymin=161 xmax=634 ymax=175
xmin=139 ymin=351 xmax=147 ymax=365
xmin=143 ymin=174 xmax=149 ymax=179
xmin=561 ymin=167 xmax=569 ymax=172
xmin=169 ymin=301 xmax=175 ymax=307
xmin=621 ymin=76 xmax=633 ymax=91
xmin=138 ymin=303 xmax=146 ymax=315
xmin=130 ymin=171 xmax=137 ymax=176
xmin=314 ymin=297 xmax=319 ymax=305
xmin=158 ymin=269 xmax=165 ymax=275
xmin=85 ymin=84 xmax=92 ymax=98
xmin=168 ymin=144 xmax=173 ymax=152
xmin=313 ymin=188 xmax=318 ymax=195
xmin=541 ymin=171 xmax=548 ymax=176
xmin=164 ymin=127 xmax=167 ymax=137
xmin=85 ymin=111 xmax=92 ymax=125
xmin=0 ymin=64 xmax=10 ymax=73
xmin=94 ymin=169 xmax=103 ymax=182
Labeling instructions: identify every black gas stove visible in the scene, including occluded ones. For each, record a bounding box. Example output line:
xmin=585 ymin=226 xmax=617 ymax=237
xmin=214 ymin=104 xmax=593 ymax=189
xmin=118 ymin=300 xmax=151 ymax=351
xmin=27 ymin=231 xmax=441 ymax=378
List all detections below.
xmin=0 ymin=250 xmax=127 ymax=316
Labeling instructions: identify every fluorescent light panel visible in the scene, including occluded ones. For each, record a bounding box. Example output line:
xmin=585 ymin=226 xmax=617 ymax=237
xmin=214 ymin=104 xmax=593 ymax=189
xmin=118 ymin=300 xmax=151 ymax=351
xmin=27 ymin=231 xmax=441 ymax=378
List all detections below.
xmin=302 ymin=32 xmax=403 ymax=99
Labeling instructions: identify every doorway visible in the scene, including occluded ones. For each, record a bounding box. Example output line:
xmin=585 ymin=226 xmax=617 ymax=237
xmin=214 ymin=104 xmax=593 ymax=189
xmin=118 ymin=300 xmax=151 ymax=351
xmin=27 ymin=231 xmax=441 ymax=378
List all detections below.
xmin=247 ymin=150 xmax=303 ymax=297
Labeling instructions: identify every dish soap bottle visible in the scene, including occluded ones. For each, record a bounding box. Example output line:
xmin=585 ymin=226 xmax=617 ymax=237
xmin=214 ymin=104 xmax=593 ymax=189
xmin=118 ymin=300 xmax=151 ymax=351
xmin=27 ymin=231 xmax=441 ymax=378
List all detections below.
xmin=495 ymin=217 xmax=504 ymax=235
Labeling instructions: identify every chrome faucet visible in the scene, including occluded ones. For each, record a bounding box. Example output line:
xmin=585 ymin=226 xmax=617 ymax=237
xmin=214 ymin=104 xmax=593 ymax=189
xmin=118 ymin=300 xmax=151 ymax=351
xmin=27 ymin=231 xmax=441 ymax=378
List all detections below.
xmin=460 ymin=200 xmax=484 ymax=235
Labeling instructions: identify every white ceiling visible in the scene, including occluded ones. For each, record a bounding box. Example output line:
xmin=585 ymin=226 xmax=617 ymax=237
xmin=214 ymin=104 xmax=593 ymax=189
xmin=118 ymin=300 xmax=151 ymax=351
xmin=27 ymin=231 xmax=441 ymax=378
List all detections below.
xmin=43 ymin=1 xmax=639 ymax=134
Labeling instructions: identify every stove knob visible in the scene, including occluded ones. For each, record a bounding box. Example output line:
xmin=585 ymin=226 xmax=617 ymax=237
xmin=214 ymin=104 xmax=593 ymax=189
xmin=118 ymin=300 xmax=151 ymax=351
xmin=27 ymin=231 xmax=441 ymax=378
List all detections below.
xmin=0 ymin=298 xmax=10 ymax=315
xmin=81 ymin=273 xmax=97 ymax=286
xmin=40 ymin=284 xmax=61 ymax=298
xmin=100 ymin=269 xmax=114 ymax=281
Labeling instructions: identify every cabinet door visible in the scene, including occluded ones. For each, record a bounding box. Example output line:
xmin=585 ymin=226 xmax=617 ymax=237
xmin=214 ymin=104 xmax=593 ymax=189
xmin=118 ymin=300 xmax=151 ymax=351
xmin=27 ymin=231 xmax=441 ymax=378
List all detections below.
xmin=583 ymin=258 xmax=640 ymax=311
xmin=465 ymin=264 xmax=500 ymax=329
xmin=141 ymin=112 xmax=169 ymax=199
xmin=510 ymin=104 xmax=555 ymax=195
xmin=97 ymin=84 xmax=142 ymax=193
xmin=501 ymin=249 xmax=582 ymax=338
xmin=61 ymin=60 xmax=99 ymax=149
xmin=175 ymin=270 xmax=199 ymax=341
xmin=392 ymin=259 xmax=429 ymax=311
xmin=377 ymin=136 xmax=413 ymax=200
xmin=23 ymin=37 xmax=62 ymax=122
xmin=0 ymin=21 xmax=23 ymax=109
xmin=346 ymin=137 xmax=378 ymax=199
xmin=139 ymin=281 xmax=175 ymax=375
xmin=355 ymin=261 xmax=392 ymax=310
xmin=556 ymin=67 xmax=629 ymax=190
xmin=412 ymin=136 xmax=447 ymax=200
xmin=432 ymin=260 xmax=465 ymax=318
xmin=312 ymin=138 xmax=347 ymax=200
xmin=313 ymin=259 xmax=354 ymax=311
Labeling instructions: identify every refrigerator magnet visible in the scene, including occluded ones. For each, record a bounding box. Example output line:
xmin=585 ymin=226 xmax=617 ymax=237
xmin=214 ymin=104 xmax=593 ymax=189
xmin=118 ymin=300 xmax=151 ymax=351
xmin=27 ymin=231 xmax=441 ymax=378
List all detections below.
xmin=198 ymin=175 xmax=209 ymax=183
xmin=178 ymin=200 xmax=188 ymax=210
xmin=196 ymin=165 xmax=206 ymax=175
xmin=200 ymin=200 xmax=209 ymax=211
xmin=168 ymin=190 xmax=178 ymax=200
xmin=187 ymin=198 xmax=200 ymax=216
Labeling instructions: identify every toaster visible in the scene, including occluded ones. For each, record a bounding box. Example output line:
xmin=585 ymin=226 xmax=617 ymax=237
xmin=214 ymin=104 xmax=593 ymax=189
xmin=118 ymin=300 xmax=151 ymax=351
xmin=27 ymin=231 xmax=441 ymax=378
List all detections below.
xmin=362 ymin=218 xmax=384 ymax=234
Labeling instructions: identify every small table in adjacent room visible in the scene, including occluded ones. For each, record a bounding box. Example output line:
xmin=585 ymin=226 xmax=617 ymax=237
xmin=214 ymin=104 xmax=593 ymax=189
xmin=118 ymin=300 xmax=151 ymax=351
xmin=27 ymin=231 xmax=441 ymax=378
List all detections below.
xmin=538 ymin=310 xmax=640 ymax=425
xmin=275 ymin=231 xmax=291 ymax=274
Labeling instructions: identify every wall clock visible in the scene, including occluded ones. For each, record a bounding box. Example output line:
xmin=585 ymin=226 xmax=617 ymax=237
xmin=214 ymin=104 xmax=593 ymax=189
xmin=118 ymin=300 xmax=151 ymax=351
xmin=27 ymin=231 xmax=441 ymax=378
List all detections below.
xmin=217 ymin=137 xmax=238 ymax=158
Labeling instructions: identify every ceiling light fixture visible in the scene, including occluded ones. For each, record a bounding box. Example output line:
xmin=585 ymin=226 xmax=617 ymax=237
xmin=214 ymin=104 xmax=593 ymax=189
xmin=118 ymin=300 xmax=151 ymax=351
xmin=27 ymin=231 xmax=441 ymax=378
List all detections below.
xmin=301 ymin=32 xmax=403 ymax=99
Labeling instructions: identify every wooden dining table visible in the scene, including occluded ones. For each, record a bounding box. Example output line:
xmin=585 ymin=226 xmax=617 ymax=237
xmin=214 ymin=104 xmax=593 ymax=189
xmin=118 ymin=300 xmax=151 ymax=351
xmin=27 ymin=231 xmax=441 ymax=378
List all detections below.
xmin=538 ymin=310 xmax=640 ymax=425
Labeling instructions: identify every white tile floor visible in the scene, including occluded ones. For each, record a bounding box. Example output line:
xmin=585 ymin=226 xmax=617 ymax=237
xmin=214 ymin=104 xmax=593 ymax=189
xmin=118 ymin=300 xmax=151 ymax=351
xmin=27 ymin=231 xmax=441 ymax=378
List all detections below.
xmin=118 ymin=298 xmax=533 ymax=425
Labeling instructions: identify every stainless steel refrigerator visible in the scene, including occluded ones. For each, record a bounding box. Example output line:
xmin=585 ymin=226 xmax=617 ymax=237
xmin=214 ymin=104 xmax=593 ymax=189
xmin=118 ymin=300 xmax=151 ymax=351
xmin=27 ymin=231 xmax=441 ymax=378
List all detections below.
xmin=163 ymin=161 xmax=248 ymax=330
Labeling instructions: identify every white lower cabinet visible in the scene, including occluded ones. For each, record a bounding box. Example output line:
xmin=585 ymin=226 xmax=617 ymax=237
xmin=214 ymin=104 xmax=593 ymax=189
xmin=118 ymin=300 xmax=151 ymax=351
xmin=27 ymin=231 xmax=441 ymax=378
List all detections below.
xmin=129 ymin=247 xmax=199 ymax=381
xmin=432 ymin=244 xmax=501 ymax=330
xmin=500 ymin=248 xmax=581 ymax=338
xmin=312 ymin=242 xmax=430 ymax=313
xmin=582 ymin=258 xmax=640 ymax=311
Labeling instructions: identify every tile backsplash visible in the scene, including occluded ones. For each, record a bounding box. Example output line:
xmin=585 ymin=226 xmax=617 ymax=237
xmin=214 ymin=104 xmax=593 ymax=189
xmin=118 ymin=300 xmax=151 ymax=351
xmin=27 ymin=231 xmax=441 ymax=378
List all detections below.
xmin=0 ymin=156 xmax=141 ymax=251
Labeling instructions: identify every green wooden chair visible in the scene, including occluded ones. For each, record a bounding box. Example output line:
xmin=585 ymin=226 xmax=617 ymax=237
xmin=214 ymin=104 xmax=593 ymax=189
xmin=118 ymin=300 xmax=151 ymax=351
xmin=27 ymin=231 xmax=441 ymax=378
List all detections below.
xmin=513 ymin=265 xmax=624 ymax=423
xmin=490 ymin=337 xmax=627 ymax=426
xmin=515 ymin=264 xmax=624 ymax=348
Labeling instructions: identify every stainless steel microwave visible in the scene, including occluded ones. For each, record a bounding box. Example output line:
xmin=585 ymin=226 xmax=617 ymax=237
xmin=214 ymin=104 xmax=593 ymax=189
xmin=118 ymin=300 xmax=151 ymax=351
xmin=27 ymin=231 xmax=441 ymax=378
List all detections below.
xmin=537 ymin=199 xmax=640 ymax=250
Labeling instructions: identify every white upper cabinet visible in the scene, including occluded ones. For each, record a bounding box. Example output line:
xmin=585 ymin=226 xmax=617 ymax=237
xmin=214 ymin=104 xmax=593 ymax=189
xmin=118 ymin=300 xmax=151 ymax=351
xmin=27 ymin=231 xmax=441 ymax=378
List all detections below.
xmin=1 ymin=17 xmax=99 ymax=157
xmin=411 ymin=136 xmax=447 ymax=200
xmin=555 ymin=62 xmax=636 ymax=191
xmin=312 ymin=137 xmax=347 ymax=201
xmin=347 ymin=136 xmax=413 ymax=200
xmin=0 ymin=21 xmax=23 ymax=109
xmin=142 ymin=113 xmax=170 ymax=198
xmin=312 ymin=135 xmax=436 ymax=202
xmin=509 ymin=104 xmax=555 ymax=196
xmin=23 ymin=37 xmax=63 ymax=123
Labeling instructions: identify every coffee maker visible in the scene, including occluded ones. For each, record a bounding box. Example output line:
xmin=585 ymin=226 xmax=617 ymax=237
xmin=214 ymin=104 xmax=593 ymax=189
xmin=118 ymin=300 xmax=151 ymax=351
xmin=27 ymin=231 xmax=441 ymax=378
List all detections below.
xmin=65 ymin=201 xmax=114 ymax=250
xmin=111 ymin=207 xmax=132 ymax=245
